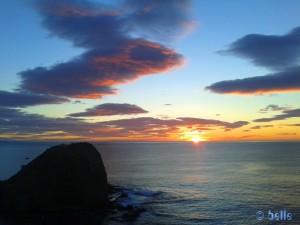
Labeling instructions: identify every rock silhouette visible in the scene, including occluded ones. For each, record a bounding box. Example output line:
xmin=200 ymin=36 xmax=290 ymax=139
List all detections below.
xmin=0 ymin=143 xmax=108 ymax=217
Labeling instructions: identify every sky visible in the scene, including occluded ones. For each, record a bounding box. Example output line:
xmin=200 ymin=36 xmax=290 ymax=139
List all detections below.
xmin=0 ymin=0 xmax=300 ymax=142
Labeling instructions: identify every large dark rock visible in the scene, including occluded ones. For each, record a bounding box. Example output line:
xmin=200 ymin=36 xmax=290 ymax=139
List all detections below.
xmin=0 ymin=143 xmax=108 ymax=216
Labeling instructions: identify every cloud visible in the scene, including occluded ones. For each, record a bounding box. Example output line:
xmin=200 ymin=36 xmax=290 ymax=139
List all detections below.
xmin=253 ymin=108 xmax=300 ymax=122
xmin=240 ymin=135 xmax=260 ymax=139
xmin=0 ymin=90 xmax=69 ymax=107
xmin=18 ymin=0 xmax=193 ymax=99
xmin=96 ymin=117 xmax=249 ymax=139
xmin=218 ymin=27 xmax=300 ymax=70
xmin=250 ymin=125 xmax=273 ymax=130
xmin=250 ymin=126 xmax=261 ymax=130
xmin=0 ymin=108 xmax=248 ymax=141
xmin=176 ymin=117 xmax=249 ymax=129
xmin=125 ymin=0 xmax=195 ymax=41
xmin=283 ymin=124 xmax=300 ymax=127
xmin=68 ymin=103 xmax=148 ymax=117
xmin=19 ymin=41 xmax=183 ymax=99
xmin=277 ymin=133 xmax=297 ymax=136
xmin=205 ymin=66 xmax=300 ymax=94
xmin=207 ymin=27 xmax=300 ymax=95
xmin=259 ymin=104 xmax=290 ymax=113
xmin=73 ymin=100 xmax=83 ymax=104
xmin=0 ymin=107 xmax=108 ymax=137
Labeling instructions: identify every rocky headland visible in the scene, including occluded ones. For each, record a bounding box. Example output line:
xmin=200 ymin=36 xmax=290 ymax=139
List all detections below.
xmin=0 ymin=142 xmax=145 ymax=224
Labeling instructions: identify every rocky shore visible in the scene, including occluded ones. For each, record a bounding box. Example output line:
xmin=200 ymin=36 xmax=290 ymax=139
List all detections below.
xmin=0 ymin=142 xmax=146 ymax=224
xmin=106 ymin=185 xmax=147 ymax=222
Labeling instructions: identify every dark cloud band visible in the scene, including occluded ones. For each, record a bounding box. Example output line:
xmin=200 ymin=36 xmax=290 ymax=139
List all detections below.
xmin=259 ymin=104 xmax=290 ymax=113
xmin=68 ymin=103 xmax=148 ymax=117
xmin=206 ymin=66 xmax=300 ymax=94
xmin=207 ymin=27 xmax=300 ymax=95
xmin=218 ymin=27 xmax=300 ymax=70
xmin=20 ymin=40 xmax=183 ymax=98
xmin=0 ymin=90 xmax=69 ymax=107
xmin=0 ymin=107 xmax=248 ymax=141
xmin=254 ymin=108 xmax=300 ymax=122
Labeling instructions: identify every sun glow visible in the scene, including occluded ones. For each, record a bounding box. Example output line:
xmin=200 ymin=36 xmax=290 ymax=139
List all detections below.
xmin=192 ymin=137 xmax=200 ymax=143
xmin=180 ymin=128 xmax=209 ymax=143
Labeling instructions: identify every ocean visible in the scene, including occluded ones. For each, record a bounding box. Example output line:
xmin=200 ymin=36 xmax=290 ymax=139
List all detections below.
xmin=0 ymin=141 xmax=299 ymax=224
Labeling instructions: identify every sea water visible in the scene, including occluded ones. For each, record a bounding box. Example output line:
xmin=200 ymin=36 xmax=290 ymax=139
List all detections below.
xmin=0 ymin=141 xmax=299 ymax=224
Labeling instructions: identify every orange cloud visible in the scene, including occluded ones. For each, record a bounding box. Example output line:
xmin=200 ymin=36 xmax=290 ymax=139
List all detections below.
xmin=19 ymin=0 xmax=191 ymax=99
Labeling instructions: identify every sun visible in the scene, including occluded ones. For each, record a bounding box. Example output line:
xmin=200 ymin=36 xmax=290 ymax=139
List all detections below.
xmin=192 ymin=137 xmax=200 ymax=143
